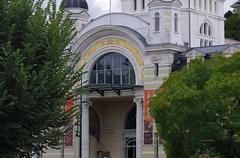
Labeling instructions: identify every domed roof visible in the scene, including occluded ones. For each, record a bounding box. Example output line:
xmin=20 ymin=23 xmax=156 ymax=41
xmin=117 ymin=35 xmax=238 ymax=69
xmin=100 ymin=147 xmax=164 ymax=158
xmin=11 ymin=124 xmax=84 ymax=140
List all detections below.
xmin=63 ymin=0 xmax=88 ymax=10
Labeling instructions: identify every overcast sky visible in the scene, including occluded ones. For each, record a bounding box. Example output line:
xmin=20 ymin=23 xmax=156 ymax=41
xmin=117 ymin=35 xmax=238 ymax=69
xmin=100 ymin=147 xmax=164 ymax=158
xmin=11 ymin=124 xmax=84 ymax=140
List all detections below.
xmin=60 ymin=0 xmax=238 ymax=18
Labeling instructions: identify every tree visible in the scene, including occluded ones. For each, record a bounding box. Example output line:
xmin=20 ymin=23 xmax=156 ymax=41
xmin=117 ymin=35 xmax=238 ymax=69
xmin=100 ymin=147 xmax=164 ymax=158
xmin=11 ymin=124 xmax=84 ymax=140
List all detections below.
xmin=0 ymin=0 xmax=81 ymax=157
xmin=224 ymin=10 xmax=233 ymax=18
xmin=150 ymin=53 xmax=240 ymax=158
xmin=225 ymin=11 xmax=240 ymax=41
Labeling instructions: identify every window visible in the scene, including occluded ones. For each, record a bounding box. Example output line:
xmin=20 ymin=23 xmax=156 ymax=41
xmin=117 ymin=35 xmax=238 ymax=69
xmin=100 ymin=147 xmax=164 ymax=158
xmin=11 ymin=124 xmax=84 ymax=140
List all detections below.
xmin=200 ymin=24 xmax=204 ymax=34
xmin=208 ymin=25 xmax=212 ymax=36
xmin=204 ymin=0 xmax=207 ymax=10
xmin=155 ymin=13 xmax=160 ymax=32
xmin=200 ymin=39 xmax=204 ymax=47
xmin=154 ymin=63 xmax=159 ymax=77
xmin=209 ymin=41 xmax=213 ymax=46
xmin=209 ymin=0 xmax=212 ymax=12
xmin=142 ymin=0 xmax=145 ymax=9
xmin=199 ymin=0 xmax=202 ymax=9
xmin=90 ymin=53 xmax=136 ymax=85
xmin=204 ymin=40 xmax=208 ymax=46
xmin=204 ymin=22 xmax=208 ymax=35
xmin=214 ymin=1 xmax=217 ymax=14
xmin=200 ymin=22 xmax=213 ymax=36
xmin=174 ymin=13 xmax=178 ymax=33
xmin=194 ymin=0 xmax=197 ymax=8
xmin=199 ymin=21 xmax=213 ymax=47
xmin=134 ymin=0 xmax=137 ymax=10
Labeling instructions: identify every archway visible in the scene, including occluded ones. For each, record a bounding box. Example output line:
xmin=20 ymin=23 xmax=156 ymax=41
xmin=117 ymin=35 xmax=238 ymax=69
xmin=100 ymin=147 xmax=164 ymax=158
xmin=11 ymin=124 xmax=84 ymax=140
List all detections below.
xmin=124 ymin=106 xmax=136 ymax=158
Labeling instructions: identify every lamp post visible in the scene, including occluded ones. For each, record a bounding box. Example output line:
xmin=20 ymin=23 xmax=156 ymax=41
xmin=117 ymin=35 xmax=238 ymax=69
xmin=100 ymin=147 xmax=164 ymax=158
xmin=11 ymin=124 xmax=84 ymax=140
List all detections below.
xmin=76 ymin=71 xmax=88 ymax=158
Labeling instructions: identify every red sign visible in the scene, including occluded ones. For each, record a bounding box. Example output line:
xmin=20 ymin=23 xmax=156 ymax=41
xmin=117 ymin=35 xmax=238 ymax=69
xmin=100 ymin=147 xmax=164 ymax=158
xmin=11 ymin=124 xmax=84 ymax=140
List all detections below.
xmin=64 ymin=97 xmax=74 ymax=146
xmin=144 ymin=90 xmax=154 ymax=122
xmin=64 ymin=128 xmax=73 ymax=146
xmin=144 ymin=90 xmax=155 ymax=145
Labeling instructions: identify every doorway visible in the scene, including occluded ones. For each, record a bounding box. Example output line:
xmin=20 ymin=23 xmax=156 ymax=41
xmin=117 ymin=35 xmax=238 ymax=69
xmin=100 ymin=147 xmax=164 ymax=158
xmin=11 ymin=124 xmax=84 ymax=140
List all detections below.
xmin=124 ymin=106 xmax=136 ymax=158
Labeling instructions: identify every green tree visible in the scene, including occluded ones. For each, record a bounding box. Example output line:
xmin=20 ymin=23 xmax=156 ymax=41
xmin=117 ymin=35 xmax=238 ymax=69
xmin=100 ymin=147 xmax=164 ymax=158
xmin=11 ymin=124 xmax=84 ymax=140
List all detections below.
xmin=150 ymin=53 xmax=240 ymax=158
xmin=0 ymin=0 xmax=81 ymax=157
xmin=224 ymin=10 xmax=233 ymax=18
xmin=225 ymin=11 xmax=240 ymax=41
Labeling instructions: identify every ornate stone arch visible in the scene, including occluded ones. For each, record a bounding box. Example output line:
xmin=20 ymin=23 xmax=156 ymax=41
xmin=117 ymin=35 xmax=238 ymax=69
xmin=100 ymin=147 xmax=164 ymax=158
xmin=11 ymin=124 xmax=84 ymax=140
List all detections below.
xmin=72 ymin=26 xmax=145 ymax=86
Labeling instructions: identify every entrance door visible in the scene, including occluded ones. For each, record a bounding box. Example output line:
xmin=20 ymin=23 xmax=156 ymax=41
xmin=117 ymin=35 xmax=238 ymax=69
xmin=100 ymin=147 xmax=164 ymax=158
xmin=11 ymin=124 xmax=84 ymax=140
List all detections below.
xmin=124 ymin=130 xmax=136 ymax=158
xmin=124 ymin=106 xmax=136 ymax=158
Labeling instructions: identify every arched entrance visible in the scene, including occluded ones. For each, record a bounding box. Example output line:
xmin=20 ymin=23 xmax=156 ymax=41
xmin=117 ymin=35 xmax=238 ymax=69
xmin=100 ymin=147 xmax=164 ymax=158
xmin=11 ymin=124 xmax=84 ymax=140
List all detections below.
xmin=85 ymin=52 xmax=141 ymax=158
xmin=124 ymin=106 xmax=136 ymax=158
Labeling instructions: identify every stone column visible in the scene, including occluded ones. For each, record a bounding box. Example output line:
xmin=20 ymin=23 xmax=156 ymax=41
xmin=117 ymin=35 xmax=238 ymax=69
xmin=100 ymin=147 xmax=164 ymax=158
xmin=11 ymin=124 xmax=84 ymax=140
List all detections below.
xmin=134 ymin=97 xmax=143 ymax=158
xmin=82 ymin=100 xmax=91 ymax=158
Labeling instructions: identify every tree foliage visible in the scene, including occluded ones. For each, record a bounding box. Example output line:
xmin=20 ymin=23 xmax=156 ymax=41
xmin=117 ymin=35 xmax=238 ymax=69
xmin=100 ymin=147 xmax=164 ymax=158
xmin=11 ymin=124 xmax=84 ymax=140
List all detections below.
xmin=0 ymin=0 xmax=81 ymax=157
xmin=225 ymin=11 xmax=240 ymax=41
xmin=150 ymin=52 xmax=240 ymax=158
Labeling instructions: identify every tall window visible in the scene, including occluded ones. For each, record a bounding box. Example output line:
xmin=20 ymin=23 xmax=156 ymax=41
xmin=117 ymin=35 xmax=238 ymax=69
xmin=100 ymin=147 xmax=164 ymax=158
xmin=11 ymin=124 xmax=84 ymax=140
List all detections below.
xmin=200 ymin=39 xmax=204 ymax=47
xmin=90 ymin=53 xmax=136 ymax=85
xmin=208 ymin=25 xmax=212 ymax=36
xmin=204 ymin=0 xmax=207 ymax=10
xmin=204 ymin=40 xmax=208 ymax=46
xmin=199 ymin=0 xmax=202 ymax=9
xmin=155 ymin=13 xmax=160 ymax=32
xmin=200 ymin=24 xmax=204 ymax=34
xmin=154 ymin=63 xmax=159 ymax=77
xmin=134 ymin=0 xmax=137 ymax=10
xmin=204 ymin=22 xmax=208 ymax=35
xmin=194 ymin=0 xmax=197 ymax=8
xmin=174 ymin=13 xmax=178 ymax=33
xmin=142 ymin=0 xmax=145 ymax=9
xmin=209 ymin=0 xmax=212 ymax=12
xmin=214 ymin=1 xmax=217 ymax=14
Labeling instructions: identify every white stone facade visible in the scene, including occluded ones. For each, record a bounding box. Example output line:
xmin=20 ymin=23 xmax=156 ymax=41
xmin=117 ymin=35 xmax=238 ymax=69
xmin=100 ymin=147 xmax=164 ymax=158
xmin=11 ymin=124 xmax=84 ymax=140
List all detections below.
xmin=40 ymin=1 xmax=240 ymax=158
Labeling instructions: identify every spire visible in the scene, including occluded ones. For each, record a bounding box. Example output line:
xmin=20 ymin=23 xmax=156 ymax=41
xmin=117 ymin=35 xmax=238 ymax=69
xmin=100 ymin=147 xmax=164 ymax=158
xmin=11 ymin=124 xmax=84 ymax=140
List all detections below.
xmin=63 ymin=0 xmax=89 ymax=10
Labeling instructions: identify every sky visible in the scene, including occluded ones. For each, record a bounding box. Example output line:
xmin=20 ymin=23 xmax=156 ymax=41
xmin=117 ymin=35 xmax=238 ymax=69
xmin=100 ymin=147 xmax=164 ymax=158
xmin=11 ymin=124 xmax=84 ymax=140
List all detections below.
xmin=59 ymin=0 xmax=238 ymax=18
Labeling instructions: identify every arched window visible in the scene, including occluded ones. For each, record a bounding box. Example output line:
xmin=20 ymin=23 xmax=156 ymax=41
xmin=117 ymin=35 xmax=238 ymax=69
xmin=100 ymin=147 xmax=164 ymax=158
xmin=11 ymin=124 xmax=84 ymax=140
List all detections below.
xmin=199 ymin=21 xmax=213 ymax=47
xmin=90 ymin=53 xmax=136 ymax=85
xmin=133 ymin=0 xmax=137 ymax=10
xmin=155 ymin=13 xmax=160 ymax=32
xmin=200 ymin=22 xmax=213 ymax=36
xmin=174 ymin=13 xmax=178 ymax=33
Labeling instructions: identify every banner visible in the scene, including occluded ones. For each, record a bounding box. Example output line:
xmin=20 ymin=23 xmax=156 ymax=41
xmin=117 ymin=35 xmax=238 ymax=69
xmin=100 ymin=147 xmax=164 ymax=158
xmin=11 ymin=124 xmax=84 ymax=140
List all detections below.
xmin=144 ymin=90 xmax=155 ymax=144
xmin=64 ymin=97 xmax=74 ymax=146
